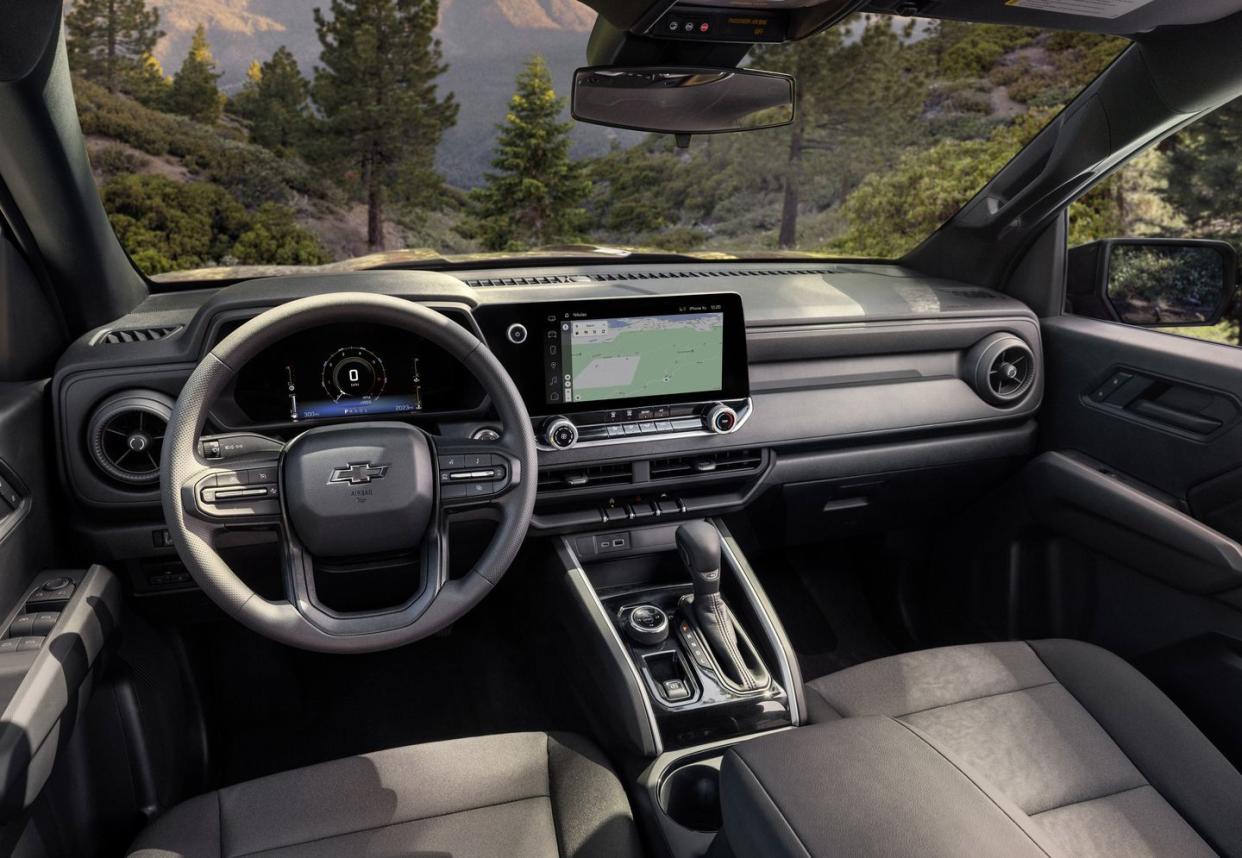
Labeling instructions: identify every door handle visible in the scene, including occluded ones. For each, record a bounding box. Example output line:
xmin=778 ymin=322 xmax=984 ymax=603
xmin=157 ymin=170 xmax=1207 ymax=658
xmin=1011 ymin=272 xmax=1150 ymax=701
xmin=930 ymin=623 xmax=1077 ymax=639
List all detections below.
xmin=1129 ymin=399 xmax=1222 ymax=435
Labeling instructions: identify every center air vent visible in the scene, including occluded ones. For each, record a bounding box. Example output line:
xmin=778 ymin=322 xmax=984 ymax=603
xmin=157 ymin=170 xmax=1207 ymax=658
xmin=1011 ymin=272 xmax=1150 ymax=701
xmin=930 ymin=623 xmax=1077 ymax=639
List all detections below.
xmin=650 ymin=449 xmax=763 ymax=479
xmin=86 ymin=390 xmax=175 ymax=487
xmin=965 ymin=334 xmax=1036 ymax=407
xmin=538 ymin=462 xmax=634 ymax=491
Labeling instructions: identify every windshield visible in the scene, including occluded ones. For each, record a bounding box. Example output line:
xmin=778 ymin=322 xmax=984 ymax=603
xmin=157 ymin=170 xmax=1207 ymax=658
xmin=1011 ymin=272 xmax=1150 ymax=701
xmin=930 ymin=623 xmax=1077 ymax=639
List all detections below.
xmin=65 ymin=4 xmax=1126 ymax=280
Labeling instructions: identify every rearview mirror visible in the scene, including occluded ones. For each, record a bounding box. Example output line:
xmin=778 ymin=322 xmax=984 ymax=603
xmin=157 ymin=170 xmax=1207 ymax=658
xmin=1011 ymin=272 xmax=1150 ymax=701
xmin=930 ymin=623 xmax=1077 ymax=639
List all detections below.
xmin=1068 ymin=239 xmax=1237 ymax=327
xmin=571 ymin=66 xmax=795 ymax=136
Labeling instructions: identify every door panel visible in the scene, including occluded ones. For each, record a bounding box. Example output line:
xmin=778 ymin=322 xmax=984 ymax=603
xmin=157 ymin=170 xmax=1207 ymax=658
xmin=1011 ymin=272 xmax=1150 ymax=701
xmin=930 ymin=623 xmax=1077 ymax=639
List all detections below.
xmin=0 ymin=380 xmax=57 ymax=608
xmin=1038 ymin=313 xmax=1242 ymax=766
xmin=1041 ymin=315 xmax=1242 ymax=499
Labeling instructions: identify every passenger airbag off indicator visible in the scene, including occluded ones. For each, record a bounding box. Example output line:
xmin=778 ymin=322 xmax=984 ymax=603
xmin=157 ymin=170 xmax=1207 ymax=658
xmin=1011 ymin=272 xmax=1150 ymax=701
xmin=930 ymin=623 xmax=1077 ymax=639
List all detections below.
xmin=650 ymin=6 xmax=785 ymax=43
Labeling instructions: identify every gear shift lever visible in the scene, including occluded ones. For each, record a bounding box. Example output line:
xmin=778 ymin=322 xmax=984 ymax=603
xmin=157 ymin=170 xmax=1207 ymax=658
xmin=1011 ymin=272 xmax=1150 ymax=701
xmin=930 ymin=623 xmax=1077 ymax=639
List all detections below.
xmin=676 ymin=522 xmax=760 ymax=691
xmin=677 ymin=520 xmax=723 ymax=596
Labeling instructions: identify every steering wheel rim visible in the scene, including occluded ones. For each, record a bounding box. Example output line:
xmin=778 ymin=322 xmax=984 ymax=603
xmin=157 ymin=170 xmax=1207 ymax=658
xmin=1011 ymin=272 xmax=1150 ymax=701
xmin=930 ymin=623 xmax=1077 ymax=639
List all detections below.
xmin=160 ymin=292 xmax=537 ymax=653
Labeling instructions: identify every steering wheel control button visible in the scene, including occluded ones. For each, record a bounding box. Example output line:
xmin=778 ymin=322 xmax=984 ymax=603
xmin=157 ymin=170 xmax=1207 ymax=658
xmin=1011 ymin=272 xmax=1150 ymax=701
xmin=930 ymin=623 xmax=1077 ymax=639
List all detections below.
xmin=624 ymin=604 xmax=670 ymax=646
xmin=245 ymin=466 xmax=277 ymax=484
xmin=506 ymin=323 xmax=528 ymax=344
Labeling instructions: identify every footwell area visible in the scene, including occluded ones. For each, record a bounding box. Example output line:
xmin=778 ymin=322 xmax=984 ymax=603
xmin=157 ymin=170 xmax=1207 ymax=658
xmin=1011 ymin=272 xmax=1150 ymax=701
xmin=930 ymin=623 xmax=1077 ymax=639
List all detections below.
xmin=184 ymin=566 xmax=588 ymax=787
xmin=737 ymin=535 xmax=918 ymax=682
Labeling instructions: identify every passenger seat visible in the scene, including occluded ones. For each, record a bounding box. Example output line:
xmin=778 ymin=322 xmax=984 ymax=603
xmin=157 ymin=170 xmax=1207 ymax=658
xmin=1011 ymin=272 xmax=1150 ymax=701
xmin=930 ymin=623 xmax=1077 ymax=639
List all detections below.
xmin=714 ymin=640 xmax=1242 ymax=857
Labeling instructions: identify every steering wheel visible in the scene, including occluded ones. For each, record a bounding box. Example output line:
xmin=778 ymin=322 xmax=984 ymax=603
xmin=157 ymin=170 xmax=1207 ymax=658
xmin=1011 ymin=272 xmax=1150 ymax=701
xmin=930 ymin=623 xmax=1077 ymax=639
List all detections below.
xmin=160 ymin=293 xmax=537 ymax=653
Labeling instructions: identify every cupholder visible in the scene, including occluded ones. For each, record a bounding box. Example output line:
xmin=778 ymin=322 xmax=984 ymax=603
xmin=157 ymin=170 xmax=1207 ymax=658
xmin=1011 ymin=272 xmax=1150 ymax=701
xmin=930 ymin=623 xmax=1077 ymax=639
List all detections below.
xmin=658 ymin=757 xmax=723 ymax=832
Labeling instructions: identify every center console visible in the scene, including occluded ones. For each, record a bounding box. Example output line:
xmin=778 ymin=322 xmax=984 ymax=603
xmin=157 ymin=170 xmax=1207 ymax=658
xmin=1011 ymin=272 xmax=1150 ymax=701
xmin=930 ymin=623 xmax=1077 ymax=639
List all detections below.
xmin=476 ymin=294 xmax=751 ymax=450
xmin=551 ymin=515 xmax=804 ymax=857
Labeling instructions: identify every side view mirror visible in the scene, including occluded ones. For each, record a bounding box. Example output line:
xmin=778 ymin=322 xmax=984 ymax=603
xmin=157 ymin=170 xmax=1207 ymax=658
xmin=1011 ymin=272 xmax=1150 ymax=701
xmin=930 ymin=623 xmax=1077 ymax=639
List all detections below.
xmin=571 ymin=66 xmax=795 ymax=137
xmin=1068 ymin=238 xmax=1237 ymax=327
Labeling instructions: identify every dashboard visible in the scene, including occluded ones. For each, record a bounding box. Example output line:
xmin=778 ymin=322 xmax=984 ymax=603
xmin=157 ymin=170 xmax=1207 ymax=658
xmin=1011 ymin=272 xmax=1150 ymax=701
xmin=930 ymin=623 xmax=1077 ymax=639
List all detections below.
xmin=52 ymin=263 xmax=1045 ymax=536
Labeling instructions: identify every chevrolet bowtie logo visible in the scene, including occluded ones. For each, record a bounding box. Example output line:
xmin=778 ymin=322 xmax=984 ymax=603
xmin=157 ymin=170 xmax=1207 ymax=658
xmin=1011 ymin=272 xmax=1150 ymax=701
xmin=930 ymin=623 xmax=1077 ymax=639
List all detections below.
xmin=328 ymin=462 xmax=390 ymax=485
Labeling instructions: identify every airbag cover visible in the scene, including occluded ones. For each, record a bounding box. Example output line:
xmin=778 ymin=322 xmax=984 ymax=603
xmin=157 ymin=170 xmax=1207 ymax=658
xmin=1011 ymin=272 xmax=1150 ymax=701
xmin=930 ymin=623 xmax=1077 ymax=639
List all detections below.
xmin=282 ymin=423 xmax=433 ymax=558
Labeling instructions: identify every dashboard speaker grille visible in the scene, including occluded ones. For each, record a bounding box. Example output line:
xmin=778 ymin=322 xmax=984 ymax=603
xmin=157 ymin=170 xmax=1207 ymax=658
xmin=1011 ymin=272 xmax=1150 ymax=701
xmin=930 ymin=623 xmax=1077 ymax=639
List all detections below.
xmin=87 ymin=391 xmax=175 ymax=487
xmin=464 ymin=268 xmax=832 ymax=287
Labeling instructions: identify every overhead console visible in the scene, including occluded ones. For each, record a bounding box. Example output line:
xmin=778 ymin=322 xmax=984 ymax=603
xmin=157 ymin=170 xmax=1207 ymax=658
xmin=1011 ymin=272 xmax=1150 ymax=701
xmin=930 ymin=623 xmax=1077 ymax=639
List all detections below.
xmin=476 ymin=294 xmax=750 ymax=451
xmin=584 ymin=0 xmax=865 ymax=65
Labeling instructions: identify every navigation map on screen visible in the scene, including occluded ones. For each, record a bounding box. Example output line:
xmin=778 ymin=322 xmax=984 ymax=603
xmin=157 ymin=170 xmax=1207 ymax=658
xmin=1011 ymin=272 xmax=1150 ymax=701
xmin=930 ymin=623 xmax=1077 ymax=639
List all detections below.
xmin=562 ymin=312 xmax=725 ymax=404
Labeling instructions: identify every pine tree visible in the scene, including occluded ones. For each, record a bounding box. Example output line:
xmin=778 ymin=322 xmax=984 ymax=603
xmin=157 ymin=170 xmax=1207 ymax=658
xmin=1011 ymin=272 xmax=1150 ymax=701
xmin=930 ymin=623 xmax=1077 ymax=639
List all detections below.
xmin=1162 ymin=98 xmax=1242 ymax=240
xmin=311 ymin=0 xmax=458 ymax=252
xmin=65 ymin=0 xmax=163 ymax=94
xmin=167 ymin=25 xmax=223 ymax=123
xmin=467 ymin=55 xmax=589 ymax=251
xmin=125 ymin=51 xmax=171 ymax=109
xmin=756 ymin=18 xmax=925 ymax=249
xmin=232 ymin=47 xmax=312 ymax=151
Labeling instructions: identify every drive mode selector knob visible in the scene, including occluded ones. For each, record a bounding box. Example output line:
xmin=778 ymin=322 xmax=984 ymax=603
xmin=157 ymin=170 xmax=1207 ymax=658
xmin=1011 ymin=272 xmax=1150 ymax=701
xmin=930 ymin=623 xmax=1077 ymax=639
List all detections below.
xmin=706 ymin=403 xmax=739 ymax=434
xmin=625 ymin=604 xmax=670 ymax=646
xmin=543 ymin=416 xmax=578 ymax=450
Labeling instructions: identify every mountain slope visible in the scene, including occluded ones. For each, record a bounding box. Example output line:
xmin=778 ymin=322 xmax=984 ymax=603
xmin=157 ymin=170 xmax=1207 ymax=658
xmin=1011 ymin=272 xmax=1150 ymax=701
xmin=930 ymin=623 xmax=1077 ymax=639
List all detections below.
xmin=149 ymin=0 xmax=610 ymax=186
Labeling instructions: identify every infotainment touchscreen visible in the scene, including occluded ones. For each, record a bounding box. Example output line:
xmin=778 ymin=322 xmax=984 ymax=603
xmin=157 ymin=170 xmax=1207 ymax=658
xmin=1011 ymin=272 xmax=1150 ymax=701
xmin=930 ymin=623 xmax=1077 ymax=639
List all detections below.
xmin=477 ymin=293 xmax=748 ymax=417
xmin=557 ymin=312 xmax=725 ymax=405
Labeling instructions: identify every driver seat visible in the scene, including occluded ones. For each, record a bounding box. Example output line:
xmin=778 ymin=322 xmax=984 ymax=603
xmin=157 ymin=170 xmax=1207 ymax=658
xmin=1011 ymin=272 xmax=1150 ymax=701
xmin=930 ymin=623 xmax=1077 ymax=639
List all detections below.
xmin=128 ymin=732 xmax=642 ymax=858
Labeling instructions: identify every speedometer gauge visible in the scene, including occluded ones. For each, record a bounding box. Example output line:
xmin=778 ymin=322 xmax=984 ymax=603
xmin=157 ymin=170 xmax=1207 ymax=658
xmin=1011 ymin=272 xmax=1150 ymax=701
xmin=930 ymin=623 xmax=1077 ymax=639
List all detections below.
xmin=322 ymin=346 xmax=387 ymax=402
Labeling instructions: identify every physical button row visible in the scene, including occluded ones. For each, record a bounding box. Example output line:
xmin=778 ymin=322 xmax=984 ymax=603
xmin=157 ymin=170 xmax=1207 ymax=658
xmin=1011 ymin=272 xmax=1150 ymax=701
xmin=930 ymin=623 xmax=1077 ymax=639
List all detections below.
xmin=437 ymin=453 xmax=503 ymax=469
xmin=601 ymin=498 xmax=684 ymax=522
xmin=579 ymin=418 xmax=702 ymax=441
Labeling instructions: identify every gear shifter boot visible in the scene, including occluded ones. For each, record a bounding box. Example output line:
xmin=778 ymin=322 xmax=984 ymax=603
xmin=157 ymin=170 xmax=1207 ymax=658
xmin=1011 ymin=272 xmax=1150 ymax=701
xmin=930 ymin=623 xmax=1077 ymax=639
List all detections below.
xmin=676 ymin=522 xmax=765 ymax=691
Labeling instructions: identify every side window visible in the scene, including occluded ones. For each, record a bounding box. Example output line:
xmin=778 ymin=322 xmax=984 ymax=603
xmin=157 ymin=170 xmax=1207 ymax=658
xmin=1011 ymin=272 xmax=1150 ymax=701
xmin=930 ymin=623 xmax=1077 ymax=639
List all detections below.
xmin=1066 ymin=97 xmax=1242 ymax=347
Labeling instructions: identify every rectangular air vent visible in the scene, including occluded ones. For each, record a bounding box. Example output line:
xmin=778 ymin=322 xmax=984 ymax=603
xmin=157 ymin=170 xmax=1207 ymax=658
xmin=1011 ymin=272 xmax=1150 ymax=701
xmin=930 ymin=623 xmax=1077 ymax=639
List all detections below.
xmin=466 ymin=268 xmax=830 ymax=286
xmin=98 ymin=325 xmax=182 ymax=345
xmin=649 ymin=449 xmax=763 ymax=480
xmin=538 ymin=462 xmax=634 ymax=491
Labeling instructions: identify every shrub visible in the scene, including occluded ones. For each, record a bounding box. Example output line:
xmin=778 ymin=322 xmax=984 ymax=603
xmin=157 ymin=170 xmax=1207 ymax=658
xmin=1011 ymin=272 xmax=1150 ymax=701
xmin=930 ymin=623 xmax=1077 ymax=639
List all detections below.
xmin=92 ymin=144 xmax=148 ymax=176
xmin=73 ymin=76 xmax=328 ymax=201
xmin=100 ymin=174 xmax=329 ymax=273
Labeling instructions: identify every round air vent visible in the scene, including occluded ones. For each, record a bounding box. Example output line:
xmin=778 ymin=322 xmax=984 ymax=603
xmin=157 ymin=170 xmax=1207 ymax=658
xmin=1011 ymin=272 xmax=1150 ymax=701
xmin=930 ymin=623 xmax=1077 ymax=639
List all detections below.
xmin=87 ymin=390 xmax=175 ymax=487
xmin=965 ymin=334 xmax=1036 ymax=407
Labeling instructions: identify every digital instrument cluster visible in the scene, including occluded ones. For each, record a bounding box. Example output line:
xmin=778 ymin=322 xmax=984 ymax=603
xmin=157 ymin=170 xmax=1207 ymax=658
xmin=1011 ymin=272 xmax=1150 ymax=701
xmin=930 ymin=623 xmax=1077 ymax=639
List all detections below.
xmin=230 ymin=321 xmax=484 ymax=425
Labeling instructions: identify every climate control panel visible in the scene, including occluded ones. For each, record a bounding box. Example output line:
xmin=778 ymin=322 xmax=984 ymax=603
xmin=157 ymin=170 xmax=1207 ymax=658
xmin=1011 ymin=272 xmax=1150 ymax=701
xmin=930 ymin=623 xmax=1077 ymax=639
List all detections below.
xmin=537 ymin=399 xmax=750 ymax=450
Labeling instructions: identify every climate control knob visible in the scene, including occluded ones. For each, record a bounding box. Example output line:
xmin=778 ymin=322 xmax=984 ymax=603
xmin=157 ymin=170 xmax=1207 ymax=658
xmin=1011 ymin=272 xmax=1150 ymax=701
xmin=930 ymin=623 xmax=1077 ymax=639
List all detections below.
xmin=705 ymin=403 xmax=739 ymax=434
xmin=543 ymin=416 xmax=579 ymax=450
